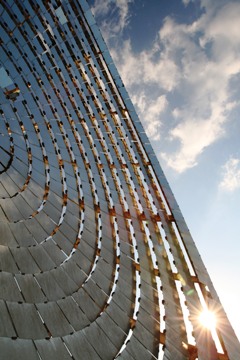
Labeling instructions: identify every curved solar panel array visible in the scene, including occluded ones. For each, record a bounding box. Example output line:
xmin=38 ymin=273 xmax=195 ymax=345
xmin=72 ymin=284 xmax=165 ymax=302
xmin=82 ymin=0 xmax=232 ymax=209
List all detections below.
xmin=0 ymin=1 xmax=239 ymax=359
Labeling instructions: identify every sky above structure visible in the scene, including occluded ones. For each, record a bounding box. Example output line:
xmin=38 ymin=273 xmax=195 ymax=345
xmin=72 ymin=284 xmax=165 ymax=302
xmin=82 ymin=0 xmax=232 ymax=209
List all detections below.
xmin=89 ymin=0 xmax=240 ymax=340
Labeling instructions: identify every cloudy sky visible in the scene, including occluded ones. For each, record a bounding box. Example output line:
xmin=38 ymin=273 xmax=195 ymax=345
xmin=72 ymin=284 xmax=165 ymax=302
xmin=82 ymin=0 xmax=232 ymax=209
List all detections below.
xmin=89 ymin=0 xmax=240 ymax=340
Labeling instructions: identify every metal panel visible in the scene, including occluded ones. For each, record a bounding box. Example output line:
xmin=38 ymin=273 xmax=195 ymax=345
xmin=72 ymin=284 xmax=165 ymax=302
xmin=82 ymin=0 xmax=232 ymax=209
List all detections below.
xmin=0 ymin=1 xmax=239 ymax=359
xmin=35 ymin=338 xmax=73 ymax=360
xmin=7 ymin=302 xmax=48 ymax=339
xmin=0 ymin=300 xmax=16 ymax=337
xmin=0 ymin=338 xmax=40 ymax=360
xmin=0 ymin=272 xmax=23 ymax=302
xmin=36 ymin=302 xmax=73 ymax=337
xmin=63 ymin=332 xmax=102 ymax=360
xmin=15 ymin=274 xmax=47 ymax=303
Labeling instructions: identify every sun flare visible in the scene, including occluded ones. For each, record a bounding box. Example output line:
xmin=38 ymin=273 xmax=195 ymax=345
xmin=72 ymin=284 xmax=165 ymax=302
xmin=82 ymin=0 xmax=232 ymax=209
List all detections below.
xmin=199 ymin=310 xmax=216 ymax=329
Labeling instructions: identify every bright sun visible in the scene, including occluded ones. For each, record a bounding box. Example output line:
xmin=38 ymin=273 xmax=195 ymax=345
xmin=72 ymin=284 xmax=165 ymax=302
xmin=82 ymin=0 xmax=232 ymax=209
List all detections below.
xmin=199 ymin=310 xmax=216 ymax=329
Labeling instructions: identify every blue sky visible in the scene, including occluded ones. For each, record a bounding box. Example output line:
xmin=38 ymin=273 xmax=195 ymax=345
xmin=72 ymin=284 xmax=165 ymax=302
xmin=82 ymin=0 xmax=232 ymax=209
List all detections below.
xmin=89 ymin=0 xmax=240 ymax=340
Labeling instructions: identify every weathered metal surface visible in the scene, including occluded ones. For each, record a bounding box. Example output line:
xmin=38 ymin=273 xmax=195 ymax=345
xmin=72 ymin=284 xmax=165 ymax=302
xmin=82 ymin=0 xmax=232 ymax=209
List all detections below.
xmin=0 ymin=0 xmax=239 ymax=359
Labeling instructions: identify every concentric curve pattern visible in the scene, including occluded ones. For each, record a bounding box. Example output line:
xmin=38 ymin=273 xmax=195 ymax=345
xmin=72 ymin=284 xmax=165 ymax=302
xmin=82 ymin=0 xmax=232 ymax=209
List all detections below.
xmin=0 ymin=1 xmax=239 ymax=359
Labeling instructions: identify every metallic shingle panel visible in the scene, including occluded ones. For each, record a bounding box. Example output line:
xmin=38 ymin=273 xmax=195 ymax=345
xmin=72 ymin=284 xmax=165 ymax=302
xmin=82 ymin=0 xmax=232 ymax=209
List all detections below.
xmin=0 ymin=0 xmax=239 ymax=359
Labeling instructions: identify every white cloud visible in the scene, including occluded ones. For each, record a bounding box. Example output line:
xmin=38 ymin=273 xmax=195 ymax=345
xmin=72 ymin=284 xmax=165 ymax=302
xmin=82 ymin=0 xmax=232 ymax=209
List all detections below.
xmin=219 ymin=158 xmax=240 ymax=192
xmin=94 ymin=0 xmax=240 ymax=173
xmin=91 ymin=0 xmax=112 ymax=17
xmin=161 ymin=116 xmax=224 ymax=172
xmin=182 ymin=0 xmax=194 ymax=5
xmin=132 ymin=93 xmax=168 ymax=141
xmin=115 ymin=0 xmax=133 ymax=32
xmin=111 ymin=39 xmax=180 ymax=92
xmin=91 ymin=0 xmax=133 ymax=42
xmin=157 ymin=2 xmax=240 ymax=172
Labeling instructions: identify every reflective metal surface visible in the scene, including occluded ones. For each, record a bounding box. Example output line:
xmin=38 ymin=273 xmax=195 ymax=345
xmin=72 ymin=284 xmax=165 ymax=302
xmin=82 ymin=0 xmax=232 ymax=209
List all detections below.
xmin=0 ymin=1 xmax=239 ymax=359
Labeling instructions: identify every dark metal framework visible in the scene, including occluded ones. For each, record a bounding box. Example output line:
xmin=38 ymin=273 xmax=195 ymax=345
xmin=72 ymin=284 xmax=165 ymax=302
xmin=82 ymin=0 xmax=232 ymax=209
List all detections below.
xmin=0 ymin=1 xmax=239 ymax=359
